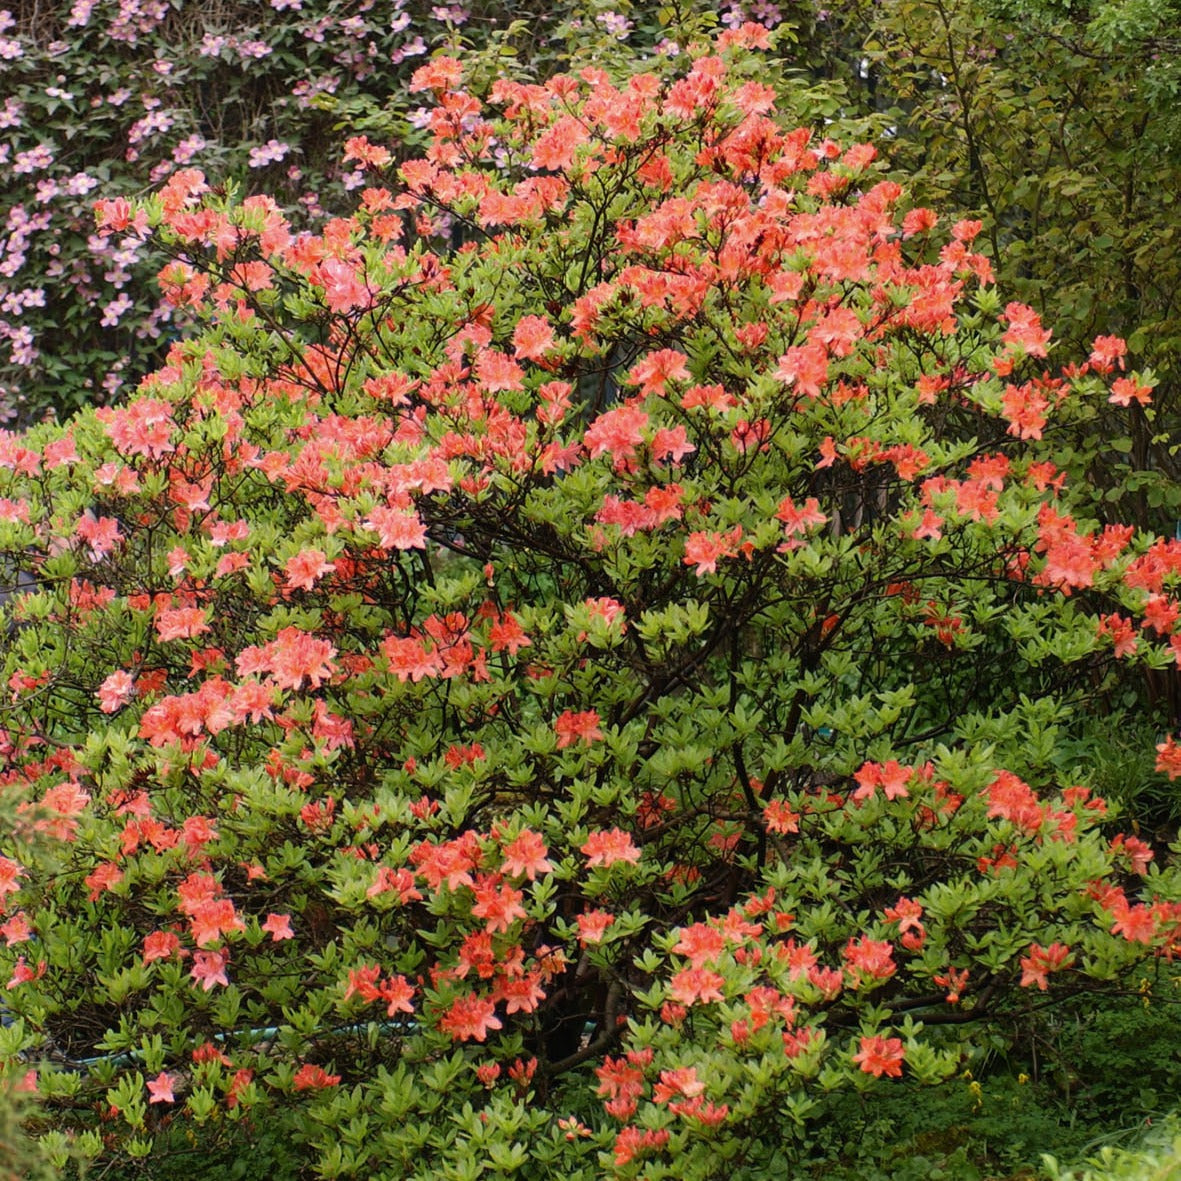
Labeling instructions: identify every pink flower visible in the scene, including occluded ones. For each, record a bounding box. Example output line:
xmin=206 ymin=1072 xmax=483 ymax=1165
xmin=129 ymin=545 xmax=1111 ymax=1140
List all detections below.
xmin=83 ymin=862 xmax=122 ymax=901
xmin=189 ymin=898 xmax=244 ymax=947
xmin=248 ymin=139 xmax=292 ymax=168
xmin=100 ymin=294 xmax=132 ymax=327
xmin=262 ymin=913 xmax=294 ymax=941
xmin=438 ymin=993 xmax=502 ymax=1042
xmin=583 ymin=597 xmax=626 ymax=634
xmin=511 ymin=315 xmax=555 ymax=361
xmin=471 ymin=877 xmax=527 ymax=934
xmin=475 ymin=350 xmax=524 ymax=393
xmin=576 ymin=909 xmax=615 ymax=945
xmin=0 ymin=857 xmax=23 ymax=898
xmin=143 ymin=931 xmax=182 ymax=964
xmin=652 ymin=1065 xmax=705 ymax=1104
xmin=75 ymin=512 xmax=122 ymax=559
xmin=1110 ymin=903 xmax=1156 ymax=944
xmin=1088 ymin=334 xmax=1127 ymax=373
xmin=147 ymin=1071 xmax=175 ymax=1104
xmin=668 ymin=966 xmax=725 ymax=1005
xmin=627 ymin=348 xmax=689 ymax=396
xmin=6 ymin=956 xmax=45 ymax=990
xmin=775 ymin=495 xmax=827 ymax=536
xmin=1019 ymin=941 xmax=1074 ymax=989
xmin=342 ymin=136 xmax=390 ymax=167
xmin=683 ymin=526 xmax=744 ymax=576
xmin=190 ymin=949 xmax=229 ymax=991
xmin=155 ymin=606 xmax=210 ymax=643
xmin=318 ymin=257 xmax=369 ymax=312
xmin=380 ymin=975 xmax=415 ymax=1016
xmin=365 ymin=505 xmax=428 ymax=550
xmin=499 ymin=830 xmax=552 ymax=880
xmin=235 ymin=627 xmax=337 ymax=691
xmin=0 ymin=913 xmax=31 ymax=946
xmin=293 ymin=1063 xmax=341 ymax=1090
xmin=284 ymin=548 xmax=334 ymax=591
xmin=843 ymin=936 xmax=896 ymax=985
xmin=853 ymin=1035 xmax=905 ymax=1078
xmin=1109 ymin=377 xmax=1153 ymax=407
xmin=554 ymin=709 xmax=603 ymax=748
xmin=672 ymin=923 xmax=725 ymax=967
xmin=581 ymin=828 xmax=641 ymax=868
xmin=583 ymin=405 xmax=648 ymax=464
xmin=97 ymin=670 xmax=135 ymax=713
xmin=774 ymin=343 xmax=829 ymax=397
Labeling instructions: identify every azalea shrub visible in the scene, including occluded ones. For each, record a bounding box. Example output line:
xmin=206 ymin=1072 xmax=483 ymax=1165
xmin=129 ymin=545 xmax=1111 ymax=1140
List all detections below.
xmin=0 ymin=28 xmax=1180 ymax=1180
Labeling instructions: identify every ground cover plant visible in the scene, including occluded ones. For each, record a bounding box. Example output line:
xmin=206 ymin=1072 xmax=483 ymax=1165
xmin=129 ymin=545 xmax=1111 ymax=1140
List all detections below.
xmin=0 ymin=26 xmax=1179 ymax=1180
xmin=1044 ymin=1114 xmax=1181 ymax=1181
